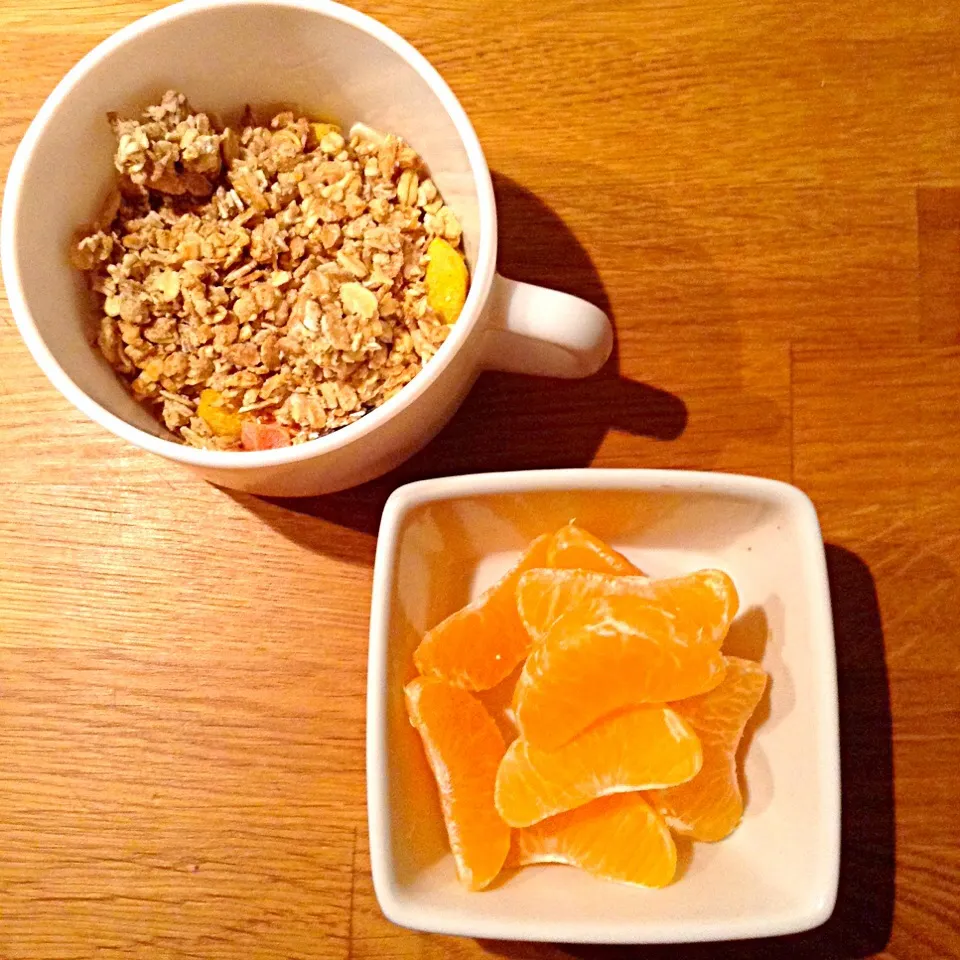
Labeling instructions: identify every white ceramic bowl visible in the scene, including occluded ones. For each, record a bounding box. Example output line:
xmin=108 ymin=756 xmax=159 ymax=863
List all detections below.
xmin=1 ymin=0 xmax=610 ymax=497
xmin=367 ymin=469 xmax=840 ymax=943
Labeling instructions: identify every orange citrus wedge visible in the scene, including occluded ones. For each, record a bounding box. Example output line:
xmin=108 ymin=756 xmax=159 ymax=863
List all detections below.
xmin=495 ymin=705 xmax=702 ymax=827
xmin=508 ymin=792 xmax=677 ymax=888
xmin=514 ymin=570 xmax=738 ymax=750
xmin=516 ymin=567 xmax=737 ymax=646
xmin=404 ymin=677 xmax=511 ymax=890
xmin=413 ymin=534 xmax=551 ymax=690
xmin=546 ymin=523 xmax=643 ymax=575
xmin=647 ymin=656 xmax=768 ymax=841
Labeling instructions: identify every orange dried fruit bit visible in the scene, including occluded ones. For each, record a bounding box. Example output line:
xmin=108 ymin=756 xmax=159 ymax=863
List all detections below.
xmin=647 ymin=656 xmax=768 ymax=842
xmin=516 ymin=567 xmax=738 ymax=646
xmin=413 ymin=534 xmax=552 ymax=690
xmin=425 ymin=237 xmax=468 ymax=325
xmin=404 ymin=677 xmax=511 ymax=890
xmin=514 ymin=570 xmax=739 ymax=751
xmin=546 ymin=523 xmax=642 ymax=576
xmin=495 ymin=706 xmax=702 ymax=827
xmin=509 ymin=793 xmax=677 ymax=888
xmin=197 ymin=388 xmax=242 ymax=438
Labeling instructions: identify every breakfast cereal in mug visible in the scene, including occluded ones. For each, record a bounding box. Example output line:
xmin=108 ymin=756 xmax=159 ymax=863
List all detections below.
xmin=71 ymin=91 xmax=469 ymax=451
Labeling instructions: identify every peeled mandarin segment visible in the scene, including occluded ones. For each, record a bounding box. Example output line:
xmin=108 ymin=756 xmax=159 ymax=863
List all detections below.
xmin=425 ymin=236 xmax=468 ymax=324
xmin=647 ymin=656 xmax=768 ymax=842
xmin=197 ymin=388 xmax=242 ymax=438
xmin=648 ymin=743 xmax=743 ymax=843
xmin=495 ymin=706 xmax=702 ymax=827
xmin=516 ymin=567 xmax=738 ymax=647
xmin=508 ymin=793 xmax=677 ymax=888
xmin=404 ymin=677 xmax=511 ymax=891
xmin=671 ymin=655 xmax=768 ymax=739
xmin=546 ymin=523 xmax=643 ymax=576
xmin=514 ymin=592 xmax=730 ymax=751
xmin=413 ymin=534 xmax=552 ymax=690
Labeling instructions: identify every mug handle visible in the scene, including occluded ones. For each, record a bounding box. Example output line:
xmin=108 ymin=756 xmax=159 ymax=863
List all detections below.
xmin=481 ymin=273 xmax=613 ymax=378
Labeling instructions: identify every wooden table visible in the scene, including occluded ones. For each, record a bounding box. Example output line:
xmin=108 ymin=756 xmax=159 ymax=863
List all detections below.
xmin=2 ymin=0 xmax=959 ymax=957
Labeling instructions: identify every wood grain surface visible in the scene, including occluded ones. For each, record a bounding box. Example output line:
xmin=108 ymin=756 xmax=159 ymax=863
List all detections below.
xmin=1 ymin=0 xmax=959 ymax=957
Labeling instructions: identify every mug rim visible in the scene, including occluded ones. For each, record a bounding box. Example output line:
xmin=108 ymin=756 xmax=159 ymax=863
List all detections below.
xmin=0 ymin=0 xmax=497 ymax=471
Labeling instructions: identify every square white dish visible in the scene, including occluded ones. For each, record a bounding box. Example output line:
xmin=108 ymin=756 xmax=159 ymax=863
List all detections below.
xmin=366 ymin=468 xmax=840 ymax=943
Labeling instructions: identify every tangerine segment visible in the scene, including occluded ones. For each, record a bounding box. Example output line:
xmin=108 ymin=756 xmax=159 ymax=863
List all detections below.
xmin=647 ymin=656 xmax=768 ymax=842
xmin=495 ymin=706 xmax=702 ymax=827
xmin=404 ymin=677 xmax=511 ymax=890
xmin=546 ymin=523 xmax=643 ymax=576
xmin=514 ymin=588 xmax=732 ymax=751
xmin=516 ymin=567 xmax=738 ymax=646
xmin=508 ymin=793 xmax=677 ymax=888
xmin=413 ymin=534 xmax=552 ymax=690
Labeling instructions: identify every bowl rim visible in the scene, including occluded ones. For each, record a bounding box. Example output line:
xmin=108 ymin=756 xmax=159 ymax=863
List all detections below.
xmin=0 ymin=0 xmax=497 ymax=472
xmin=366 ymin=468 xmax=841 ymax=943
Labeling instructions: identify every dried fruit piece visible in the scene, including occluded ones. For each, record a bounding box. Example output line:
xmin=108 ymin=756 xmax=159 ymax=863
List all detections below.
xmin=495 ymin=706 xmax=702 ymax=827
xmin=508 ymin=792 xmax=677 ymax=888
xmin=647 ymin=656 xmax=768 ymax=841
xmin=425 ymin=236 xmax=468 ymax=324
xmin=196 ymin=389 xmax=242 ymax=437
xmin=240 ymin=420 xmax=291 ymax=450
xmin=310 ymin=121 xmax=342 ymax=143
xmin=405 ymin=677 xmax=510 ymax=891
xmin=413 ymin=534 xmax=552 ymax=690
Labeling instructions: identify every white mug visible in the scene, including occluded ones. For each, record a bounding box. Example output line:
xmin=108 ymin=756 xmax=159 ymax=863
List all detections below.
xmin=1 ymin=0 xmax=612 ymax=497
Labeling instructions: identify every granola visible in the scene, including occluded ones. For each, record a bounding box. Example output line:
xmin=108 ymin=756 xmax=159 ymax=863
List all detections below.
xmin=71 ymin=91 xmax=469 ymax=451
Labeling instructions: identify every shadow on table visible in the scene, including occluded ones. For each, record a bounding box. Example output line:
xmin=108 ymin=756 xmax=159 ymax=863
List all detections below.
xmin=477 ymin=544 xmax=895 ymax=960
xmin=229 ymin=173 xmax=687 ymax=553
